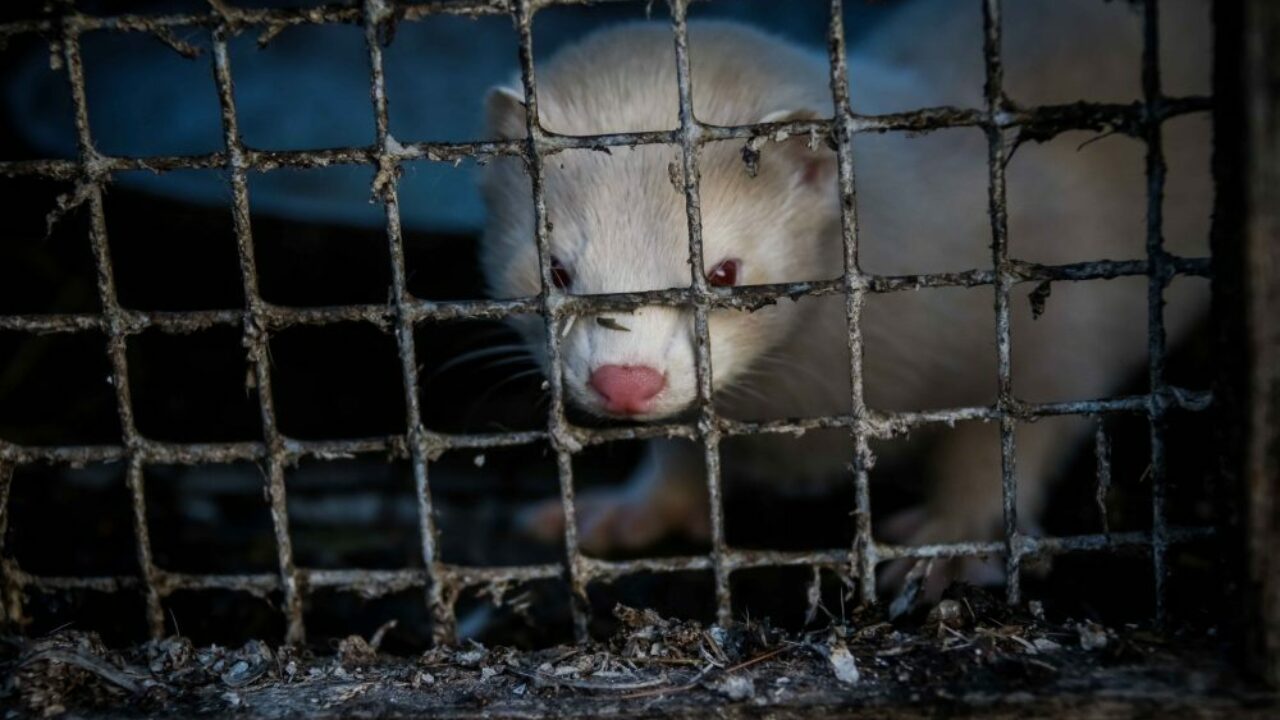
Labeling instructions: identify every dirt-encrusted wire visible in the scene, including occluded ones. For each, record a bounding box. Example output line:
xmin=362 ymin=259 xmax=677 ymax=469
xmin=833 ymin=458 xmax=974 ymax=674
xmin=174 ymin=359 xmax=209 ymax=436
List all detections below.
xmin=0 ymin=0 xmax=1214 ymax=645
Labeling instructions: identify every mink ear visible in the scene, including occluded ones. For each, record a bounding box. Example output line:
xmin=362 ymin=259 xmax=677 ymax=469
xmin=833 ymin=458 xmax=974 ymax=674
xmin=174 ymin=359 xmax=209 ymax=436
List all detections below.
xmin=758 ymin=108 xmax=836 ymax=187
xmin=485 ymin=86 xmax=530 ymax=140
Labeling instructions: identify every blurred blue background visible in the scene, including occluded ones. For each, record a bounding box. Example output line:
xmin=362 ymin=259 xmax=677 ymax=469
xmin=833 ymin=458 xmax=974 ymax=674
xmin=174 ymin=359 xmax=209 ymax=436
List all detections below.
xmin=4 ymin=0 xmax=904 ymax=233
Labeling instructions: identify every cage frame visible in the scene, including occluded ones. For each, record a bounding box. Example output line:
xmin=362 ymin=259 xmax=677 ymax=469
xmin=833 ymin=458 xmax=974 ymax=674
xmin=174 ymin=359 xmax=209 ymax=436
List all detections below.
xmin=0 ymin=0 xmax=1245 ymax=659
xmin=1213 ymin=0 xmax=1280 ymax=689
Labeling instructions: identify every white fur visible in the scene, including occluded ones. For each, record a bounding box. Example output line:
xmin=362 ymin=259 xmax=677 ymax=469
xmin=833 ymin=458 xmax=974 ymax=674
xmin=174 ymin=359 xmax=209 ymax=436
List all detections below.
xmin=478 ymin=0 xmax=1212 ymax=562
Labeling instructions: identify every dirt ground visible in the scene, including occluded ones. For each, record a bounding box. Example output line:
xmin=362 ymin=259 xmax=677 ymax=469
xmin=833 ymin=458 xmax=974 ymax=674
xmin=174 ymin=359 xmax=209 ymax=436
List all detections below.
xmin=3 ymin=584 xmax=1274 ymax=719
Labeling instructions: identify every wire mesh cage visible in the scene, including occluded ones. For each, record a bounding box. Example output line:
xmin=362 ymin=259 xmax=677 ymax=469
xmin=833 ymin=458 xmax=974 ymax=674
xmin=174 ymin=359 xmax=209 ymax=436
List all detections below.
xmin=0 ymin=0 xmax=1275 ymax=716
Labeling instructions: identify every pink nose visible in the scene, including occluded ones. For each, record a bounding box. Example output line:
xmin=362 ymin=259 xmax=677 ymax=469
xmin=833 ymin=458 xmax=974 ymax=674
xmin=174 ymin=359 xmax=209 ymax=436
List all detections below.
xmin=589 ymin=365 xmax=666 ymax=414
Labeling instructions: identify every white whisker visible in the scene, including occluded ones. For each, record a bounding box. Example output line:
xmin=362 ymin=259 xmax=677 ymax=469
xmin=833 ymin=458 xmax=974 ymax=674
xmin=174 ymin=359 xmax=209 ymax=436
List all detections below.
xmin=479 ymin=355 xmax=539 ymax=371
xmin=432 ymin=344 xmax=533 ymax=376
xmin=463 ymin=368 xmax=547 ymax=428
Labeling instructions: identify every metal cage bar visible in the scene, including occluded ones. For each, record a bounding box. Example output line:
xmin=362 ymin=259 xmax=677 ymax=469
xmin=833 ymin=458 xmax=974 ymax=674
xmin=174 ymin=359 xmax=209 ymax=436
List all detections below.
xmin=1218 ymin=0 xmax=1280 ymax=688
xmin=210 ymin=29 xmax=306 ymax=644
xmin=1094 ymin=419 xmax=1113 ymax=536
xmin=0 ymin=255 xmax=1213 ymax=337
xmin=668 ymin=0 xmax=733 ymax=626
xmin=980 ymin=0 xmax=1024 ymax=606
xmin=0 ymin=461 xmax=17 ymax=626
xmin=510 ymin=0 xmax=593 ymax=641
xmin=57 ymin=17 xmax=169 ymax=639
xmin=824 ymin=0 xmax=876 ymax=605
xmin=1140 ymin=0 xmax=1174 ymax=625
xmin=0 ymin=0 xmax=1220 ymax=645
xmin=360 ymin=0 xmax=455 ymax=645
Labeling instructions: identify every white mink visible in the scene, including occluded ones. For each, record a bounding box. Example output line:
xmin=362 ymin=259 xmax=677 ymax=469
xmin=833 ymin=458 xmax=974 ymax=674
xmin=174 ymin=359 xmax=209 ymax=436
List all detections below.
xmin=477 ymin=0 xmax=1211 ymax=591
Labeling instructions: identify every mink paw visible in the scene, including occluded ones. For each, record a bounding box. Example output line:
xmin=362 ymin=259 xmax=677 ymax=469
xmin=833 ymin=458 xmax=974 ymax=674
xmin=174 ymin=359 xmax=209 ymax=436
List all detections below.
xmin=517 ymin=484 xmax=710 ymax=555
xmin=876 ymin=506 xmax=1007 ymax=609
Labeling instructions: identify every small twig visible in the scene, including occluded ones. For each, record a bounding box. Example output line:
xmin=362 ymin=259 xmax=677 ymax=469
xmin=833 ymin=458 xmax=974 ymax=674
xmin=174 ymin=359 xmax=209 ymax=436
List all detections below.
xmin=626 ymin=656 xmax=702 ymax=666
xmin=369 ymin=619 xmax=398 ymax=651
xmin=547 ymin=647 xmax=583 ymax=665
xmin=21 ymin=649 xmax=160 ymax=695
xmin=723 ymin=645 xmax=790 ymax=674
xmin=1021 ymin=657 xmax=1059 ymax=673
xmin=889 ymin=558 xmax=934 ymax=619
xmin=854 ymin=622 xmax=892 ymax=639
xmin=508 ymin=667 xmax=668 ymax=693
xmin=617 ymin=646 xmax=792 ymax=701
xmin=41 ymin=622 xmax=75 ymax=637
xmin=975 ymin=627 xmax=1038 ymax=654
xmin=616 ymin=668 xmax=714 ymax=701
xmin=942 ymin=638 xmax=976 ymax=653
xmin=1137 ymin=462 xmax=1153 ymax=484
xmin=701 ymin=630 xmax=729 ymax=666
xmin=1076 ymin=129 xmax=1119 ymax=152
xmin=804 ymin=566 xmax=825 ymax=627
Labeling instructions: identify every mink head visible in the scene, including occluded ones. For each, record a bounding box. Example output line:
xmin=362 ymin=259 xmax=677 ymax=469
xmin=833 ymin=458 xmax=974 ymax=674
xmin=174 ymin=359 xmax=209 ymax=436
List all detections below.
xmin=479 ymin=22 xmax=840 ymax=420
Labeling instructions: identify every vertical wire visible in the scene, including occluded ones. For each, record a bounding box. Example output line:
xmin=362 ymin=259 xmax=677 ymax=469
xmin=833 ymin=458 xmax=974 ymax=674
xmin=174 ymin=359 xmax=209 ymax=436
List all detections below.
xmin=360 ymin=0 xmax=454 ymax=645
xmin=512 ymin=0 xmax=592 ymax=641
xmin=824 ymin=0 xmax=877 ymax=604
xmin=0 ymin=461 xmax=21 ymax=628
xmin=981 ymin=0 xmax=1023 ymax=605
xmin=60 ymin=16 xmax=165 ymax=638
xmin=211 ymin=30 xmax=305 ymax=644
xmin=668 ymin=0 xmax=732 ymax=625
xmin=1095 ymin=419 xmax=1113 ymax=536
xmin=1140 ymin=0 xmax=1172 ymax=624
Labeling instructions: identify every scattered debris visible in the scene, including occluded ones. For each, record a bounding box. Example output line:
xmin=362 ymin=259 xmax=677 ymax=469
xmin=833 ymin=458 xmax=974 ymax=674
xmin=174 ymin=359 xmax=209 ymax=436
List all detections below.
xmin=712 ymin=673 xmax=755 ymax=701
xmin=740 ymin=137 xmax=765 ymax=178
xmin=667 ymin=159 xmax=683 ymax=193
xmin=596 ymin=316 xmax=632 ymax=332
xmin=825 ymin=640 xmax=861 ymax=686
xmin=1029 ymin=279 xmax=1053 ymax=319
xmin=0 ymin=588 xmax=1264 ymax=718
xmin=888 ymin=558 xmax=934 ymax=620
xmin=1029 ymin=599 xmax=1046 ymax=621
xmin=1033 ymin=638 xmax=1064 ymax=653
xmin=336 ymin=636 xmax=377 ymax=668
xmin=143 ymin=636 xmax=194 ymax=676
xmin=1077 ymin=620 xmax=1111 ymax=651
xmin=334 ymin=620 xmax=395 ymax=668
xmin=927 ymin=599 xmax=965 ymax=630
xmin=451 ymin=643 xmax=488 ymax=668
xmin=8 ymin=633 xmax=162 ymax=716
xmin=218 ymin=650 xmax=268 ymax=681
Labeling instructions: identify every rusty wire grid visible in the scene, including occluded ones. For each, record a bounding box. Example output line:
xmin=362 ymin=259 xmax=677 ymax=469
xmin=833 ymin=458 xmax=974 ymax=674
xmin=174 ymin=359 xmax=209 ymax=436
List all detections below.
xmin=0 ymin=0 xmax=1218 ymax=647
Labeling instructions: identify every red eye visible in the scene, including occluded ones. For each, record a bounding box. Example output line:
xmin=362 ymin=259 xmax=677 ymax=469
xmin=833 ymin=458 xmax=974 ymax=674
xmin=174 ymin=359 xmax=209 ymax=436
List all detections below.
xmin=707 ymin=259 xmax=740 ymax=288
xmin=549 ymin=256 xmax=572 ymax=290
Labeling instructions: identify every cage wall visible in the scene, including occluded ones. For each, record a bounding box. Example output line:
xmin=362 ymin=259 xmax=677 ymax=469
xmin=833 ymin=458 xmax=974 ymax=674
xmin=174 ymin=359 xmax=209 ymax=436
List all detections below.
xmin=0 ymin=0 xmax=1231 ymax=656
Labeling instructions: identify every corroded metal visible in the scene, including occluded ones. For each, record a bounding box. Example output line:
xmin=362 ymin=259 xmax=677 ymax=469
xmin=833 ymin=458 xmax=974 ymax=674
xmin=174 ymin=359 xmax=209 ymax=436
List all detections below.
xmin=511 ymin=0 xmax=591 ymax=642
xmin=210 ymin=28 xmax=305 ymax=645
xmin=361 ymin=0 xmax=454 ymax=646
xmin=824 ymin=0 xmax=876 ymax=607
xmin=668 ymin=0 xmax=733 ymax=627
xmin=0 ymin=0 xmax=1216 ymax=645
xmin=1141 ymin=0 xmax=1173 ymax=625
xmin=981 ymin=0 xmax=1024 ymax=608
